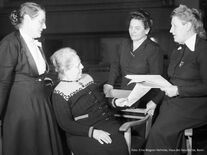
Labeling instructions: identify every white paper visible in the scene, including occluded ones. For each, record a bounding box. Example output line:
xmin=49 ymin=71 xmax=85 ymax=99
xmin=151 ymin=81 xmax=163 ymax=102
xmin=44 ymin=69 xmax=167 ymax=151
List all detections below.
xmin=107 ymin=75 xmax=170 ymax=107
xmin=127 ymin=84 xmax=150 ymax=106
xmin=108 ymin=85 xmax=150 ymax=107
xmin=110 ymin=89 xmax=131 ymax=98
xmin=126 ymin=75 xmax=172 ymax=88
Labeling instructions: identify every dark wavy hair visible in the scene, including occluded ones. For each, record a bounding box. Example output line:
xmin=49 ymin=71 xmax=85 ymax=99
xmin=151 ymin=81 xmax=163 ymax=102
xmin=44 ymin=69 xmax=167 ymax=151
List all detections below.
xmin=128 ymin=9 xmax=153 ymax=30
xmin=171 ymin=5 xmax=206 ymax=39
xmin=9 ymin=2 xmax=45 ymax=29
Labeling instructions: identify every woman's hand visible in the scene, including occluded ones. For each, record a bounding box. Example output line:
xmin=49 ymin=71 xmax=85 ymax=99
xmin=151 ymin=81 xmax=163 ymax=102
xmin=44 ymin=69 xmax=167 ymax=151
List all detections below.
xmin=115 ymin=98 xmax=129 ymax=107
xmin=145 ymin=100 xmax=156 ymax=116
xmin=160 ymin=85 xmax=179 ymax=97
xmin=93 ymin=129 xmax=112 ymax=144
xmin=103 ymin=84 xmax=113 ymax=97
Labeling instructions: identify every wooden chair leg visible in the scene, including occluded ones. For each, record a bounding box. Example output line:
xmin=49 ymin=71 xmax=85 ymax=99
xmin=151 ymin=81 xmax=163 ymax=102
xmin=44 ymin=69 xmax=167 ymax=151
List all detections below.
xmin=124 ymin=128 xmax=132 ymax=155
xmin=145 ymin=115 xmax=152 ymax=138
xmin=185 ymin=128 xmax=193 ymax=155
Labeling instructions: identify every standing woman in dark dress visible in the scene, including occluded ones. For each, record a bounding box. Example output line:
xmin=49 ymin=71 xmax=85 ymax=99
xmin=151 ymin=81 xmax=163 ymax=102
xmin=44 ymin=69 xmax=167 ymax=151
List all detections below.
xmin=0 ymin=2 xmax=63 ymax=155
xmin=50 ymin=47 xmax=129 ymax=155
xmin=145 ymin=5 xmax=207 ymax=154
xmin=103 ymin=9 xmax=163 ymax=109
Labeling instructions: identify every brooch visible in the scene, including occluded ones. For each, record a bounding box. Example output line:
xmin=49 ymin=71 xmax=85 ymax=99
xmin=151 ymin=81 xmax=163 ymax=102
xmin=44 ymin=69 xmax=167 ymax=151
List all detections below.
xmin=177 ymin=46 xmax=182 ymax=50
xmin=179 ymin=61 xmax=184 ymax=67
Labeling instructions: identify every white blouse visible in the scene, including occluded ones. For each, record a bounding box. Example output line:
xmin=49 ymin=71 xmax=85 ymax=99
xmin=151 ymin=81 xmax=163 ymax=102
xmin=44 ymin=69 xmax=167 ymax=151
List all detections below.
xmin=20 ymin=29 xmax=46 ymax=75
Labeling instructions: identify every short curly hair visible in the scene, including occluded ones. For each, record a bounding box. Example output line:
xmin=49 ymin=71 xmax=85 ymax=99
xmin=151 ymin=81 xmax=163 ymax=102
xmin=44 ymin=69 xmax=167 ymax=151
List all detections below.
xmin=171 ymin=5 xmax=206 ymax=39
xmin=50 ymin=47 xmax=78 ymax=79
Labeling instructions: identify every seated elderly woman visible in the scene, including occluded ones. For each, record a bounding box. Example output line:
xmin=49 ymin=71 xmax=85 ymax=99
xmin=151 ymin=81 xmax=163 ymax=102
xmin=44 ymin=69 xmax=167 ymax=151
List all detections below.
xmin=50 ymin=47 xmax=129 ymax=155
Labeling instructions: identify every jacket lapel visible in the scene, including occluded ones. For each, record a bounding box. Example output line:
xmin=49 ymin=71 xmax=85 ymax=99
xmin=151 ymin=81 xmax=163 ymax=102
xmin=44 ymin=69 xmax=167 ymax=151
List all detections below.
xmin=132 ymin=38 xmax=149 ymax=56
xmin=16 ymin=31 xmax=39 ymax=76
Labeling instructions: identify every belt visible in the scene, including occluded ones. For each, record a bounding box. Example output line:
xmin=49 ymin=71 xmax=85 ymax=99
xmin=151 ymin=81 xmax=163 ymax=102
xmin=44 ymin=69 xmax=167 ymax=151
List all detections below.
xmin=14 ymin=74 xmax=53 ymax=86
xmin=14 ymin=73 xmax=45 ymax=82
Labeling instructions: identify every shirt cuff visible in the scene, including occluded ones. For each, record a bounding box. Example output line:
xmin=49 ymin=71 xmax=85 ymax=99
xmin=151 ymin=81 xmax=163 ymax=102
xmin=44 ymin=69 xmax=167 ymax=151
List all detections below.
xmin=88 ymin=126 xmax=94 ymax=138
xmin=112 ymin=98 xmax=118 ymax=107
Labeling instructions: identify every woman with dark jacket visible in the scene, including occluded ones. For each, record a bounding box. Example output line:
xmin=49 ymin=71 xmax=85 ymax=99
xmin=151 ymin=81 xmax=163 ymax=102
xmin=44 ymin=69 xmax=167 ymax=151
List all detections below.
xmin=103 ymin=9 xmax=163 ymax=109
xmin=145 ymin=5 xmax=207 ymax=154
xmin=0 ymin=2 xmax=63 ymax=155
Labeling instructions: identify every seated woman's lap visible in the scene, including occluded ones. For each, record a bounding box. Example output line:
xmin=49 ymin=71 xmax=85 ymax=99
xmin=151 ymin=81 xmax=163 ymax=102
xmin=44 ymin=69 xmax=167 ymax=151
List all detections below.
xmin=148 ymin=100 xmax=206 ymax=147
xmin=68 ymin=133 xmax=128 ymax=155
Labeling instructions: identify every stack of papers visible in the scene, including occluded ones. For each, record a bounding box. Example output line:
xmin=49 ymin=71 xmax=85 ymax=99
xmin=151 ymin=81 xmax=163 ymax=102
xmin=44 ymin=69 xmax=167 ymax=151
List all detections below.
xmin=109 ymin=75 xmax=171 ymax=106
xmin=126 ymin=75 xmax=172 ymax=88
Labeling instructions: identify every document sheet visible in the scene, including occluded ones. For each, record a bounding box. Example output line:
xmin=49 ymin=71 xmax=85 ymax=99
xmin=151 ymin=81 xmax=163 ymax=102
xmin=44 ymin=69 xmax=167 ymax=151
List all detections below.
xmin=108 ymin=75 xmax=171 ymax=106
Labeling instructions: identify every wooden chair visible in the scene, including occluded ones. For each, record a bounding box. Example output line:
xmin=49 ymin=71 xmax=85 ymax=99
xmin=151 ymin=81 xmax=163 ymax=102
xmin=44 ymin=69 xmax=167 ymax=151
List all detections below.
xmin=117 ymin=110 xmax=193 ymax=155
xmin=115 ymin=108 xmax=152 ymax=155
xmin=110 ymin=89 xmax=194 ymax=155
xmin=107 ymin=89 xmax=151 ymax=154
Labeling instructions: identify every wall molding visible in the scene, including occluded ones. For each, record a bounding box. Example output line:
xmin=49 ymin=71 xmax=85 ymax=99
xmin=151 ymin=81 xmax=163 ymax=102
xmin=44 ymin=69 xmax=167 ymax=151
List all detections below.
xmin=0 ymin=0 xmax=174 ymax=36
xmin=1 ymin=0 xmax=175 ymax=13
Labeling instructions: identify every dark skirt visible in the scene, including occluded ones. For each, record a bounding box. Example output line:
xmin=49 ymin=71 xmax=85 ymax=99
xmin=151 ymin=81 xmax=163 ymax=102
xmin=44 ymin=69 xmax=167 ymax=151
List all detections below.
xmin=145 ymin=97 xmax=207 ymax=155
xmin=2 ymin=80 xmax=63 ymax=155
xmin=67 ymin=119 xmax=129 ymax=155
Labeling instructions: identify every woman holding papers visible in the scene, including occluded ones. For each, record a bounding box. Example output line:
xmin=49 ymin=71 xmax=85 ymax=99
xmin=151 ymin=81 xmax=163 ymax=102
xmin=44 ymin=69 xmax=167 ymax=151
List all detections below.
xmin=103 ymin=9 xmax=163 ymax=108
xmin=50 ymin=47 xmax=129 ymax=155
xmin=145 ymin=5 xmax=207 ymax=154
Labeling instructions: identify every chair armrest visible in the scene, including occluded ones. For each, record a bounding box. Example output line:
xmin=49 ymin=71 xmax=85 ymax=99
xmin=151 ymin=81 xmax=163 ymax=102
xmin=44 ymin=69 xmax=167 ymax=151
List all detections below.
xmin=114 ymin=108 xmax=146 ymax=119
xmin=119 ymin=114 xmax=151 ymax=132
xmin=185 ymin=128 xmax=193 ymax=136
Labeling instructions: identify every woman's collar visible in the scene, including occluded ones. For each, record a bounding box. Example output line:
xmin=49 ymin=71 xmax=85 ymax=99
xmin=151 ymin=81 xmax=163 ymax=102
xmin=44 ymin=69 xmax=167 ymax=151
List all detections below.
xmin=185 ymin=33 xmax=197 ymax=52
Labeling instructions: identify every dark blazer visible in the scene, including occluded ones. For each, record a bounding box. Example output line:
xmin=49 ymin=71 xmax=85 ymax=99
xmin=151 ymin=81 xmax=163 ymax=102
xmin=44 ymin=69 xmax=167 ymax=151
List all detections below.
xmin=0 ymin=31 xmax=48 ymax=116
xmin=108 ymin=38 xmax=163 ymax=88
xmin=167 ymin=35 xmax=207 ymax=120
xmin=145 ymin=35 xmax=207 ymax=155
xmin=107 ymin=37 xmax=164 ymax=106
